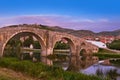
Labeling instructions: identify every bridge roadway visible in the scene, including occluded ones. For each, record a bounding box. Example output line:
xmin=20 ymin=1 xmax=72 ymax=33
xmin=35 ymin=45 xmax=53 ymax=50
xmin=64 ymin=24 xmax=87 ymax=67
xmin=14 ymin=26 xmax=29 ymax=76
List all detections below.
xmin=0 ymin=24 xmax=99 ymax=57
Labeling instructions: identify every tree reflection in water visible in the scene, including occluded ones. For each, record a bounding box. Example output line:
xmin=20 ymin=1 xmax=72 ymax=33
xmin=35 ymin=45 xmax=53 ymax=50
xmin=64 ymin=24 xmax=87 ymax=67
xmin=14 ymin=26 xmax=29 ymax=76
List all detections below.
xmin=96 ymin=68 xmax=120 ymax=80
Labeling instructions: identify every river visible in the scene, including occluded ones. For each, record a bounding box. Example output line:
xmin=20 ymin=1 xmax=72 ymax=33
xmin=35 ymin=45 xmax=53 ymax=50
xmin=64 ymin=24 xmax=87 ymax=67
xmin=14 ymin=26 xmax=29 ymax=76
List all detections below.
xmin=21 ymin=52 xmax=120 ymax=80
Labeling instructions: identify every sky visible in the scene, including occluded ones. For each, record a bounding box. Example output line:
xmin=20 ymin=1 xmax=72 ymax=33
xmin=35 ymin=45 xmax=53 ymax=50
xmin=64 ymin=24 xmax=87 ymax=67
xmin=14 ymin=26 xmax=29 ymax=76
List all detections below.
xmin=0 ymin=0 xmax=120 ymax=32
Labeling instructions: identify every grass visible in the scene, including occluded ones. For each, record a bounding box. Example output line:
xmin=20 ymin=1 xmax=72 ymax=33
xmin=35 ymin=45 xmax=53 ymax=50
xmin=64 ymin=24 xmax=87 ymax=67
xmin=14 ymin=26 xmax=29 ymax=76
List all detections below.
xmin=93 ymin=48 xmax=120 ymax=60
xmin=0 ymin=65 xmax=36 ymax=80
xmin=0 ymin=75 xmax=17 ymax=80
xmin=97 ymin=48 xmax=120 ymax=54
xmin=0 ymin=57 xmax=109 ymax=80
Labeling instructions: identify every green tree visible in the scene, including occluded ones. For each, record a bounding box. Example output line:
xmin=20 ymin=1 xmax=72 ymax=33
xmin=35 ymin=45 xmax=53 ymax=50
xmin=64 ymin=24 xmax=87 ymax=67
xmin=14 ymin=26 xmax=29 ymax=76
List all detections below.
xmin=23 ymin=36 xmax=34 ymax=47
xmin=33 ymin=41 xmax=41 ymax=49
xmin=4 ymin=38 xmax=22 ymax=58
xmin=54 ymin=41 xmax=70 ymax=49
xmin=107 ymin=40 xmax=120 ymax=50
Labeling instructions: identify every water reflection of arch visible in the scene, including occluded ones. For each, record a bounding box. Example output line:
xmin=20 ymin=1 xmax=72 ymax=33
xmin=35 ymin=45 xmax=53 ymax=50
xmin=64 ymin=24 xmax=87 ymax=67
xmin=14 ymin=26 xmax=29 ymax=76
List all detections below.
xmin=38 ymin=55 xmax=99 ymax=72
xmin=67 ymin=56 xmax=99 ymax=72
xmin=2 ymin=31 xmax=46 ymax=57
xmin=53 ymin=36 xmax=76 ymax=55
xmin=67 ymin=56 xmax=81 ymax=72
xmin=40 ymin=57 xmax=53 ymax=66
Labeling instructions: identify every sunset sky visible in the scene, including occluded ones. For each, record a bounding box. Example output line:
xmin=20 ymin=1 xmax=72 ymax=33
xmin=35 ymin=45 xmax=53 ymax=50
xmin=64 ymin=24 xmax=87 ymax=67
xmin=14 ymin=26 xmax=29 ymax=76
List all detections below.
xmin=0 ymin=0 xmax=120 ymax=32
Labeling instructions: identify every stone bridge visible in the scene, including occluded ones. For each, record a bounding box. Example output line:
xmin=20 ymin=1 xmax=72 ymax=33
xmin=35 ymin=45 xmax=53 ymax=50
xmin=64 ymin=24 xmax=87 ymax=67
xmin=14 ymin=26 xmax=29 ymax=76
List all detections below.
xmin=0 ymin=24 xmax=99 ymax=57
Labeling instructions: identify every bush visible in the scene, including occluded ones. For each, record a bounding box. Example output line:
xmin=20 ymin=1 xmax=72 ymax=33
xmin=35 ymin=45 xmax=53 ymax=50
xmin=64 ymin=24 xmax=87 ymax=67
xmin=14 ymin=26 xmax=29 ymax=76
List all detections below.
xmin=23 ymin=36 xmax=34 ymax=47
xmin=107 ymin=40 xmax=120 ymax=50
xmin=33 ymin=41 xmax=41 ymax=49
xmin=54 ymin=41 xmax=70 ymax=49
xmin=4 ymin=38 xmax=22 ymax=58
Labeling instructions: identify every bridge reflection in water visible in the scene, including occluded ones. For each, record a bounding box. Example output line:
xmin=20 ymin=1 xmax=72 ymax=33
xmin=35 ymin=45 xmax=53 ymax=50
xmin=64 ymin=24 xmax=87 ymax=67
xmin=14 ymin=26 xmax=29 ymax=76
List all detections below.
xmin=20 ymin=51 xmax=99 ymax=71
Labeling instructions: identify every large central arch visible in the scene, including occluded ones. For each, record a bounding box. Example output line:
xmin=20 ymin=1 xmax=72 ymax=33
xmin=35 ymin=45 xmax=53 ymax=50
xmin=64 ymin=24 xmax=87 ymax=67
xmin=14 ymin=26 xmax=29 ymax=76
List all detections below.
xmin=2 ymin=30 xmax=46 ymax=57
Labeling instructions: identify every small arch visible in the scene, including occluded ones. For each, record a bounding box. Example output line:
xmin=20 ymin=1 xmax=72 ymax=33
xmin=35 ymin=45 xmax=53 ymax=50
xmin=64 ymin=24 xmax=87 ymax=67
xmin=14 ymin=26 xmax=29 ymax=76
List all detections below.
xmin=2 ymin=31 xmax=46 ymax=57
xmin=80 ymin=49 xmax=87 ymax=56
xmin=53 ymin=37 xmax=76 ymax=55
xmin=81 ymin=42 xmax=86 ymax=47
xmin=62 ymin=37 xmax=75 ymax=53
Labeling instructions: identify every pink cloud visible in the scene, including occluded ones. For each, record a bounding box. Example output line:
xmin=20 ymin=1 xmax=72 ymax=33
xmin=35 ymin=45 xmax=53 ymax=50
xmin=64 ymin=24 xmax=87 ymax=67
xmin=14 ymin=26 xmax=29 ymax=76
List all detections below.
xmin=0 ymin=15 xmax=120 ymax=32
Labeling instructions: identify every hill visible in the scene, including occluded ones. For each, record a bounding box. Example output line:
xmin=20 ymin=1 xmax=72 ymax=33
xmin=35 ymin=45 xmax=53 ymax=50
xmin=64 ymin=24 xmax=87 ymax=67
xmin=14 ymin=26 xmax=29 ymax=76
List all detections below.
xmin=49 ymin=25 xmax=120 ymax=37
xmin=98 ymin=29 xmax=120 ymax=36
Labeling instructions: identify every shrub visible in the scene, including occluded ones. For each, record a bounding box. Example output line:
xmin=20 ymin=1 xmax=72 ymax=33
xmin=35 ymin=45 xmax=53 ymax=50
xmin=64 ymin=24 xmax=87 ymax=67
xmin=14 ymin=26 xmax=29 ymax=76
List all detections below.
xmin=107 ymin=40 xmax=120 ymax=50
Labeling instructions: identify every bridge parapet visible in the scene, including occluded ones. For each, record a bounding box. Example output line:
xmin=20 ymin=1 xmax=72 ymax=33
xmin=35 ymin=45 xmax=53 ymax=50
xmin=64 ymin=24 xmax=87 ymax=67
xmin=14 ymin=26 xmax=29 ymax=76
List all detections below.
xmin=0 ymin=25 xmax=99 ymax=57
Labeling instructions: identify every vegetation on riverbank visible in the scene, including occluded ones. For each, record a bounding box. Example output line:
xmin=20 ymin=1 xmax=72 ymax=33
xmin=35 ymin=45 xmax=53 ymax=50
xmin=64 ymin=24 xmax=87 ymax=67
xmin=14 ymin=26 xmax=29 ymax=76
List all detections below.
xmin=0 ymin=67 xmax=35 ymax=80
xmin=107 ymin=39 xmax=120 ymax=50
xmin=0 ymin=57 xmax=109 ymax=80
xmin=0 ymin=75 xmax=17 ymax=80
xmin=93 ymin=48 xmax=120 ymax=60
xmin=54 ymin=41 xmax=70 ymax=49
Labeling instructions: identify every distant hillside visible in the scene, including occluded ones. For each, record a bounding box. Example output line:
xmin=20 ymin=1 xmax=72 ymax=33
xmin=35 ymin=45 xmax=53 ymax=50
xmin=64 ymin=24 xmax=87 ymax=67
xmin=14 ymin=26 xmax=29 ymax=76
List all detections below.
xmin=98 ymin=29 xmax=120 ymax=36
xmin=69 ymin=30 xmax=96 ymax=38
xmin=48 ymin=26 xmax=96 ymax=37
xmin=4 ymin=24 xmax=120 ymax=37
xmin=51 ymin=26 xmax=120 ymax=37
xmin=50 ymin=26 xmax=74 ymax=33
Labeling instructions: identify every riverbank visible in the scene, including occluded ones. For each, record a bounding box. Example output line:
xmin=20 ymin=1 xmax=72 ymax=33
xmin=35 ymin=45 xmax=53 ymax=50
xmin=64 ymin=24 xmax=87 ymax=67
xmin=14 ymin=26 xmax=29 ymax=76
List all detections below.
xmin=0 ymin=67 xmax=35 ymax=80
xmin=0 ymin=57 xmax=109 ymax=80
xmin=93 ymin=48 xmax=120 ymax=60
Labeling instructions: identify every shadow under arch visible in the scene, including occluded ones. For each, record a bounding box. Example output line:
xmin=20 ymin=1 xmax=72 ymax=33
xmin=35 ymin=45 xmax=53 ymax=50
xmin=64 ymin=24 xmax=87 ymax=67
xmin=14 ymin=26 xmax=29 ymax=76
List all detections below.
xmin=2 ymin=31 xmax=46 ymax=57
xmin=53 ymin=37 xmax=76 ymax=56
xmin=80 ymin=49 xmax=87 ymax=56
xmin=81 ymin=42 xmax=86 ymax=47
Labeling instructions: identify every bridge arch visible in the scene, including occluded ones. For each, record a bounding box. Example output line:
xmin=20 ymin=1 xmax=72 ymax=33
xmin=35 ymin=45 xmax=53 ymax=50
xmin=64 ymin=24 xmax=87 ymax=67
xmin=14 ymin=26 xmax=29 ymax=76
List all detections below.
xmin=2 ymin=30 xmax=46 ymax=57
xmin=0 ymin=25 xmax=99 ymax=57
xmin=53 ymin=36 xmax=76 ymax=55
xmin=80 ymin=49 xmax=87 ymax=56
xmin=81 ymin=42 xmax=86 ymax=47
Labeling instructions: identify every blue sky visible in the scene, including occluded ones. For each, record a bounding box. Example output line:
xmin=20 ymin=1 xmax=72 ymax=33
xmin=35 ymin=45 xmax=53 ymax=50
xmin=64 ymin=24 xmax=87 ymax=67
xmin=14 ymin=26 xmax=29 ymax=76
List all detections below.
xmin=0 ymin=0 xmax=120 ymax=32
